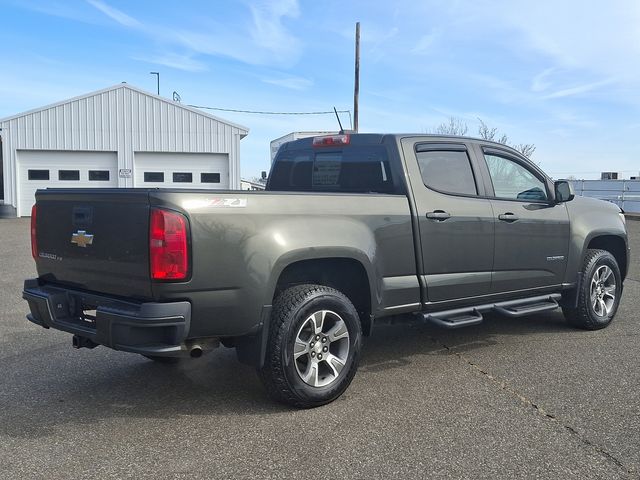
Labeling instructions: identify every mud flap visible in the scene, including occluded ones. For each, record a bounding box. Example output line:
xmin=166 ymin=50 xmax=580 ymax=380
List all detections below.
xmin=236 ymin=305 xmax=272 ymax=368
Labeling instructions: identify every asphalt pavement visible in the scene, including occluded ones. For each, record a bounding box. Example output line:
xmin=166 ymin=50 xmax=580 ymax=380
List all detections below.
xmin=1 ymin=217 xmax=639 ymax=479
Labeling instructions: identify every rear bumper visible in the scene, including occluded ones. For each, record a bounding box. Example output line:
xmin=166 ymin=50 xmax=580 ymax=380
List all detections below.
xmin=23 ymin=279 xmax=192 ymax=357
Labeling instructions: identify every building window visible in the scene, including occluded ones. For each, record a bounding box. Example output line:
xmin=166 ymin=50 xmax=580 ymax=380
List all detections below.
xmin=58 ymin=170 xmax=80 ymax=181
xmin=173 ymin=172 xmax=193 ymax=183
xmin=144 ymin=172 xmax=164 ymax=182
xmin=28 ymin=170 xmax=50 ymax=180
xmin=201 ymin=173 xmax=220 ymax=183
xmin=89 ymin=170 xmax=110 ymax=181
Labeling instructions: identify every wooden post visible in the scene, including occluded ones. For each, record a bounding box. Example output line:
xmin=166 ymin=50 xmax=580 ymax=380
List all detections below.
xmin=353 ymin=22 xmax=360 ymax=133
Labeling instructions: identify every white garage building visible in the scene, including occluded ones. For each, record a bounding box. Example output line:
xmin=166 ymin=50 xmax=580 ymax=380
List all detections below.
xmin=0 ymin=83 xmax=248 ymax=217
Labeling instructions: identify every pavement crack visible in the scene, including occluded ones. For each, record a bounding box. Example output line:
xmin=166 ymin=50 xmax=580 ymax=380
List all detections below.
xmin=429 ymin=336 xmax=632 ymax=476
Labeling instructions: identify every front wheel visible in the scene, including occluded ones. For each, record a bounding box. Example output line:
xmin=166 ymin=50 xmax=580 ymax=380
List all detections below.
xmin=563 ymin=249 xmax=622 ymax=330
xmin=258 ymin=284 xmax=362 ymax=408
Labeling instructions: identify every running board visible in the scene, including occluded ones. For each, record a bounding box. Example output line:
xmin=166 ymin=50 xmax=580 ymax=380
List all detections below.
xmin=421 ymin=294 xmax=562 ymax=329
xmin=426 ymin=309 xmax=483 ymax=329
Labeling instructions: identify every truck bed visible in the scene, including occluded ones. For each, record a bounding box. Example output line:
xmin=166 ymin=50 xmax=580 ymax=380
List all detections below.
xmin=33 ymin=188 xmax=419 ymax=338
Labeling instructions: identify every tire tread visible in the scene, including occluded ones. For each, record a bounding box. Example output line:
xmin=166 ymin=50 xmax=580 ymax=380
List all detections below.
xmin=563 ymin=248 xmax=620 ymax=330
xmin=258 ymin=284 xmax=359 ymax=408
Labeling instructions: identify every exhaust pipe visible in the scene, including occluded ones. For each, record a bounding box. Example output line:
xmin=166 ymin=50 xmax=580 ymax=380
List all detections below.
xmin=72 ymin=335 xmax=98 ymax=349
xmin=189 ymin=345 xmax=203 ymax=358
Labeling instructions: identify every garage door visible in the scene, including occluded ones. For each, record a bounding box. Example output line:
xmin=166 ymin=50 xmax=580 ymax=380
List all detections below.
xmin=134 ymin=152 xmax=229 ymax=189
xmin=17 ymin=150 xmax=118 ymax=217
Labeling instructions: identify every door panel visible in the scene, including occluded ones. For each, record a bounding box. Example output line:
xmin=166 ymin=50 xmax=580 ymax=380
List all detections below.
xmin=475 ymin=147 xmax=570 ymax=292
xmin=491 ymin=200 xmax=570 ymax=291
xmin=401 ymin=138 xmax=495 ymax=303
xmin=419 ymin=197 xmax=494 ymax=301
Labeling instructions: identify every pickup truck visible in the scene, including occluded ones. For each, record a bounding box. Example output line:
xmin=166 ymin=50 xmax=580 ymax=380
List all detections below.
xmin=24 ymin=133 xmax=629 ymax=408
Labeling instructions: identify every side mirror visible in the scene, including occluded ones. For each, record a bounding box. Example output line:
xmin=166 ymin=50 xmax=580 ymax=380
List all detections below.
xmin=554 ymin=180 xmax=575 ymax=203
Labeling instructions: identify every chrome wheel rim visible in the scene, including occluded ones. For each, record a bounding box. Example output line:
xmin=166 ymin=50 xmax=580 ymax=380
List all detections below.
xmin=293 ymin=310 xmax=350 ymax=388
xmin=590 ymin=265 xmax=616 ymax=317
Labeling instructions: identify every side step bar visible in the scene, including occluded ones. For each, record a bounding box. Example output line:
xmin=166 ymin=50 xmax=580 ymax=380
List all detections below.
xmin=426 ymin=309 xmax=483 ymax=329
xmin=422 ymin=294 xmax=561 ymax=329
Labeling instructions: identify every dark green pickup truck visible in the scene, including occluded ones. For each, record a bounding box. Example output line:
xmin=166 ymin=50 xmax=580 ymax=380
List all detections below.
xmin=24 ymin=133 xmax=629 ymax=407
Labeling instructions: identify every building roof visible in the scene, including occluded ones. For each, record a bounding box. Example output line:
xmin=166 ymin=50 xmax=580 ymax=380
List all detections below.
xmin=0 ymin=83 xmax=249 ymax=136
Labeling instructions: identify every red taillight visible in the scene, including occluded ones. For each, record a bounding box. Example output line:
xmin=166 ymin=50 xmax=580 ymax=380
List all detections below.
xmin=149 ymin=208 xmax=189 ymax=281
xmin=30 ymin=205 xmax=38 ymax=260
xmin=312 ymin=134 xmax=350 ymax=147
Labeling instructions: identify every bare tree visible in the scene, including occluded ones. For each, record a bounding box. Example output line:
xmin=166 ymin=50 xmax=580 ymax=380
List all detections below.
xmin=477 ymin=118 xmax=536 ymax=159
xmin=511 ymin=143 xmax=536 ymax=158
xmin=429 ymin=117 xmax=536 ymax=159
xmin=432 ymin=116 xmax=468 ymax=136
xmin=477 ymin=118 xmax=508 ymax=145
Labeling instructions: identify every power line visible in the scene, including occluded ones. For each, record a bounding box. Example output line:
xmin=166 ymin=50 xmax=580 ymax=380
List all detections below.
xmin=187 ymin=104 xmax=351 ymax=116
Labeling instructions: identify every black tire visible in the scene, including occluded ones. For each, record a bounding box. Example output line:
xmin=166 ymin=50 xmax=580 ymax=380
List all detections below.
xmin=258 ymin=284 xmax=362 ymax=408
xmin=563 ymin=249 xmax=622 ymax=330
xmin=141 ymin=355 xmax=182 ymax=364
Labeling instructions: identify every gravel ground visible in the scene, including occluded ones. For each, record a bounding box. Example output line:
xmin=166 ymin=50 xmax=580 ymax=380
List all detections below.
xmin=1 ymin=217 xmax=638 ymax=479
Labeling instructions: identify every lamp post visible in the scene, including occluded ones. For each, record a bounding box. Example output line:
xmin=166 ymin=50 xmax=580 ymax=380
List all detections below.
xmin=150 ymin=72 xmax=160 ymax=95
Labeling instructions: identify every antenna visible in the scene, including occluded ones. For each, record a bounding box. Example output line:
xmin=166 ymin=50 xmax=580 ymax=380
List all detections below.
xmin=353 ymin=22 xmax=360 ymax=132
xmin=173 ymin=91 xmax=182 ymax=102
xmin=333 ymin=107 xmax=344 ymax=133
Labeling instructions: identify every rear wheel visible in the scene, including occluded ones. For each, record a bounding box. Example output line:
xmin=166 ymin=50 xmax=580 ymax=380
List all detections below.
xmin=258 ymin=284 xmax=362 ymax=408
xmin=563 ymin=249 xmax=622 ymax=330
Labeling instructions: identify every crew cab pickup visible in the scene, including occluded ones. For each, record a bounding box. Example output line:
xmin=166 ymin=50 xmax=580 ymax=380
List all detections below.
xmin=24 ymin=134 xmax=629 ymax=407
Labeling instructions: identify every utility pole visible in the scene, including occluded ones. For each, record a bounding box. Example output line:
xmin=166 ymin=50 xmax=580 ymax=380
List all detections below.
xmin=353 ymin=22 xmax=360 ymax=133
xmin=150 ymin=72 xmax=160 ymax=95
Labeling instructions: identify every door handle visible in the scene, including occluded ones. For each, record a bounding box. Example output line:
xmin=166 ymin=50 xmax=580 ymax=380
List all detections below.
xmin=426 ymin=210 xmax=451 ymax=221
xmin=498 ymin=212 xmax=519 ymax=222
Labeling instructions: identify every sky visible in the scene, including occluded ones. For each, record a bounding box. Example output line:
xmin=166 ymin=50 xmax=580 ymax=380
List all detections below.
xmin=1 ymin=0 xmax=639 ymax=180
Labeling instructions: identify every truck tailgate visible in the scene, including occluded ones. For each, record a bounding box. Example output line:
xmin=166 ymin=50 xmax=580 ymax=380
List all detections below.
xmin=34 ymin=189 xmax=153 ymax=299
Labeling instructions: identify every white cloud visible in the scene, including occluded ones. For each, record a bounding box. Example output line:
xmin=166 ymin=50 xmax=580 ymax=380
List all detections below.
xmin=248 ymin=0 xmax=300 ymax=57
xmin=411 ymin=30 xmax=440 ymax=55
xmin=457 ymin=0 xmax=640 ymax=81
xmin=542 ymin=79 xmax=616 ymax=100
xmin=262 ymin=75 xmax=313 ymax=90
xmin=86 ymin=0 xmax=141 ymax=28
xmin=81 ymin=0 xmax=302 ymax=68
xmin=531 ymin=68 xmax=555 ymax=93
xmin=132 ymin=53 xmax=207 ymax=72
xmin=16 ymin=1 xmax=95 ymax=23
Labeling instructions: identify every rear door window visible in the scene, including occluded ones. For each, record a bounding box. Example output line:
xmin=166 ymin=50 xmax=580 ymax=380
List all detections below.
xmin=415 ymin=144 xmax=477 ymax=196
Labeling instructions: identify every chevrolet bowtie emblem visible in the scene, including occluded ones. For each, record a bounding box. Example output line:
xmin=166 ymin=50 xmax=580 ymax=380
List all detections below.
xmin=71 ymin=230 xmax=94 ymax=248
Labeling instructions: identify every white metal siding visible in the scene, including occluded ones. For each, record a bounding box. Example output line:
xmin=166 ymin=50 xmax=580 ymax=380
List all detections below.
xmin=0 ymin=84 xmax=247 ymax=215
xmin=134 ymin=152 xmax=229 ymax=189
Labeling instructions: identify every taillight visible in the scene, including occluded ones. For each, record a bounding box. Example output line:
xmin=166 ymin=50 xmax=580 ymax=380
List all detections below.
xmin=312 ymin=134 xmax=350 ymax=147
xmin=149 ymin=208 xmax=189 ymax=280
xmin=30 ymin=205 xmax=38 ymax=260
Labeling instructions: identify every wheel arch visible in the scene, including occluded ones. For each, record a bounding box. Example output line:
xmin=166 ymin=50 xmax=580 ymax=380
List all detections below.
xmin=270 ymin=254 xmax=375 ymax=336
xmin=585 ymin=234 xmax=628 ymax=280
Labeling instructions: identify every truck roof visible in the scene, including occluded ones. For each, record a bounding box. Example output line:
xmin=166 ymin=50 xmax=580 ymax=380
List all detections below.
xmin=280 ymin=133 xmax=529 ymax=158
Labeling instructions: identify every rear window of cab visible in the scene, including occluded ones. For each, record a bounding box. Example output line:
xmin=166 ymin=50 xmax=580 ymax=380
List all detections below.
xmin=268 ymin=146 xmax=396 ymax=194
